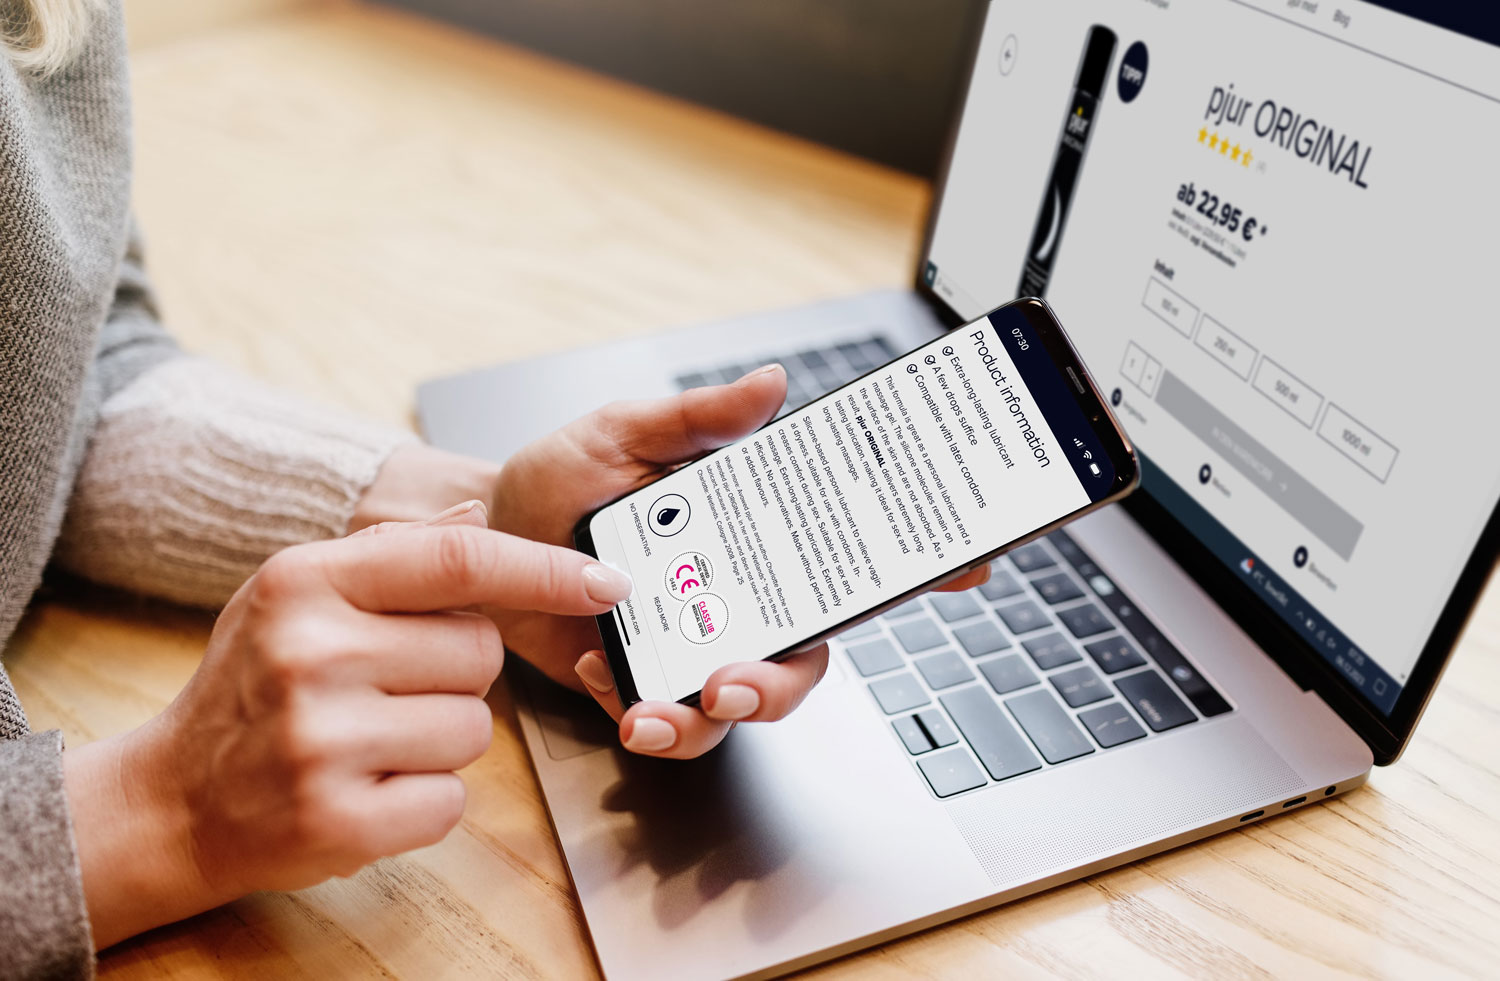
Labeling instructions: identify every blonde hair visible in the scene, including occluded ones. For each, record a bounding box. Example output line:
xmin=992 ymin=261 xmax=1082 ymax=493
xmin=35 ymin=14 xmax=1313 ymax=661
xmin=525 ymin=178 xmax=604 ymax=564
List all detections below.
xmin=1 ymin=0 xmax=99 ymax=75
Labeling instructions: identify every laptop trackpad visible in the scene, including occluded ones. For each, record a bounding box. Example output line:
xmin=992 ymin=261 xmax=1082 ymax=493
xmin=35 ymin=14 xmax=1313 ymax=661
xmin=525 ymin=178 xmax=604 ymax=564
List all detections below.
xmin=510 ymin=659 xmax=618 ymax=761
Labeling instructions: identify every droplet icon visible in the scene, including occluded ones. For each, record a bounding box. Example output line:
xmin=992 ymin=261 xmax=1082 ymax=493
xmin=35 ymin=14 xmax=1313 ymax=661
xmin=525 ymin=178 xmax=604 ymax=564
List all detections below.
xmin=647 ymin=494 xmax=690 ymax=537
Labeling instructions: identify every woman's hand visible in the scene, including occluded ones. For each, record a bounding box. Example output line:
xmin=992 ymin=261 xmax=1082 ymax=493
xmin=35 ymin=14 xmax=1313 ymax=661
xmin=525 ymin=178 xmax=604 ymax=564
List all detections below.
xmin=62 ymin=504 xmax=631 ymax=949
xmin=486 ymin=365 xmax=990 ymax=759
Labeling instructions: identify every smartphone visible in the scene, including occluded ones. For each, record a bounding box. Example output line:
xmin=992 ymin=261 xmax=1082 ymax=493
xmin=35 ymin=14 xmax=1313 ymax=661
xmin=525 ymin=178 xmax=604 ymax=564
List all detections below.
xmin=573 ymin=297 xmax=1137 ymax=707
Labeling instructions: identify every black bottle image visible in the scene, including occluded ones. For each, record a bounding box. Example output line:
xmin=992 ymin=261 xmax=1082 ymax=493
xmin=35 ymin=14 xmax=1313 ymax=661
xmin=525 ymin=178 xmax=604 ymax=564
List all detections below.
xmin=1017 ymin=25 xmax=1116 ymax=299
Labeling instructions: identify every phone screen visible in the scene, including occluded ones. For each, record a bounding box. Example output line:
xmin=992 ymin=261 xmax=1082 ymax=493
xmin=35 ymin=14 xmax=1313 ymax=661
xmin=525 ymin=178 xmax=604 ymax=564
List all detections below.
xmin=585 ymin=300 xmax=1131 ymax=703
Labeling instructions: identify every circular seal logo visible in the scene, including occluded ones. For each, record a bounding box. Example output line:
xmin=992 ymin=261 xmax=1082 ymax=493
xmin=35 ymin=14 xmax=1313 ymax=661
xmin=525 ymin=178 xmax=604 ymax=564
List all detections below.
xmin=664 ymin=551 xmax=715 ymax=601
xmin=678 ymin=592 xmax=729 ymax=645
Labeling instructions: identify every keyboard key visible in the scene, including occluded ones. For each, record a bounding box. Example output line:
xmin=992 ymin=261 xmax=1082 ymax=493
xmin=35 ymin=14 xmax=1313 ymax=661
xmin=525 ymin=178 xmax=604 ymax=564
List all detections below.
xmin=1083 ymin=635 xmax=1146 ymax=674
xmin=978 ymin=567 xmax=1024 ymax=601
xmin=1021 ymin=632 xmax=1080 ymax=670
xmin=940 ymin=686 xmax=1042 ymax=782
xmin=1048 ymin=532 xmax=1233 ymax=719
xmin=914 ymin=650 xmax=973 ymax=690
xmin=1049 ymin=664 xmax=1111 ymax=707
xmin=810 ymin=365 xmax=843 ymax=390
xmin=883 ymin=599 xmax=926 ymax=620
xmin=869 ymin=673 xmax=930 ymax=715
xmin=845 ymin=638 xmax=903 ymax=677
xmin=1121 ymin=618 xmax=1233 ymax=718
xmin=1057 ymin=603 xmax=1112 ymax=638
xmin=892 ymin=618 xmax=946 ymax=654
xmin=914 ymin=708 xmax=958 ymax=748
xmin=1007 ymin=542 xmax=1056 ymax=573
xmin=1115 ymin=670 xmax=1197 ymax=731
xmin=953 ymin=620 xmax=1009 ymax=658
xmin=837 ymin=619 xmax=881 ymax=641
xmin=978 ymin=654 xmax=1038 ymax=695
xmin=837 ymin=341 xmax=875 ymax=373
xmin=865 ymin=336 xmax=897 ymax=360
xmin=917 ymin=748 xmax=987 ymax=798
xmin=674 ymin=372 xmax=711 ymax=391
xmin=893 ymin=715 xmax=933 ymax=754
xmin=929 ymin=591 xmax=983 ymax=622
xmin=1031 ymin=571 xmax=1084 ymax=605
xmin=1078 ymin=702 xmax=1147 ymax=748
xmin=995 ymin=599 xmax=1050 ymax=635
xmin=1005 ymin=689 xmax=1095 ymax=764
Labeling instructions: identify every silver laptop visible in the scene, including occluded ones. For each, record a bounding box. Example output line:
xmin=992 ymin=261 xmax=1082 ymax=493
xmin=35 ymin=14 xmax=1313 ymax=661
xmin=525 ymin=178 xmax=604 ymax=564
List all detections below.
xmin=418 ymin=2 xmax=1500 ymax=977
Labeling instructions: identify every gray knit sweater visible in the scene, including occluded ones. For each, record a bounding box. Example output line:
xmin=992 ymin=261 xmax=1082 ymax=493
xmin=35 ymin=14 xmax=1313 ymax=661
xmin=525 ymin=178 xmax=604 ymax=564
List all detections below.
xmin=1 ymin=6 xmax=410 ymax=976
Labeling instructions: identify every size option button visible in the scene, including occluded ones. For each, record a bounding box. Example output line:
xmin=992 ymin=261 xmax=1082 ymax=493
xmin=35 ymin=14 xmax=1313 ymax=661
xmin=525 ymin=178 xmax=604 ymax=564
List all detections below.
xmin=1252 ymin=357 xmax=1322 ymax=428
xmin=1120 ymin=342 xmax=1147 ymax=385
xmin=1318 ymin=404 xmax=1398 ymax=483
xmin=1194 ymin=315 xmax=1257 ymax=380
xmin=1141 ymin=277 xmax=1198 ymax=338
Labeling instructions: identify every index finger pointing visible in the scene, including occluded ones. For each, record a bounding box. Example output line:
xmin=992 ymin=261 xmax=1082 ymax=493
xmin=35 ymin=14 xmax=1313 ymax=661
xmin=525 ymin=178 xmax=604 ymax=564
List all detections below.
xmin=319 ymin=525 xmax=633 ymax=614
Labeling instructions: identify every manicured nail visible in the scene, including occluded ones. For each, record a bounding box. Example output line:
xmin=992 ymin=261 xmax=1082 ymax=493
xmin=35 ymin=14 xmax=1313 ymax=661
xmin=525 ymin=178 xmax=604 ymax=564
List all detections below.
xmin=706 ymin=683 xmax=759 ymax=721
xmin=574 ymin=652 xmax=615 ymax=694
xmin=582 ymin=563 xmax=633 ymax=604
xmin=426 ymin=499 xmax=487 ymax=525
xmin=624 ymin=717 xmax=676 ymax=753
xmin=974 ymin=563 xmax=992 ymax=585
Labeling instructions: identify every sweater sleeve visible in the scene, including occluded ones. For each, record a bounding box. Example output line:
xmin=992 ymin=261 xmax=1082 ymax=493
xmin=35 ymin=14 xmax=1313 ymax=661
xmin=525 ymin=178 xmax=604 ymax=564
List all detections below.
xmin=52 ymin=355 xmax=413 ymax=606
xmin=0 ymin=732 xmax=92 ymax=980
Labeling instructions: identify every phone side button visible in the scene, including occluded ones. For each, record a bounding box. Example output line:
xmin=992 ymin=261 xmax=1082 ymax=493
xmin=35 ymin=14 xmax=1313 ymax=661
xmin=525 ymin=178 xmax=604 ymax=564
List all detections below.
xmin=917 ymin=748 xmax=988 ymax=798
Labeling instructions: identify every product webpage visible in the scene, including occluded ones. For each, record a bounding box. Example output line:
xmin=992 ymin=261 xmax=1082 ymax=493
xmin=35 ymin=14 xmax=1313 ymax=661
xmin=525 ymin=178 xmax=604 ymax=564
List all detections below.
xmin=590 ymin=308 xmax=1113 ymax=704
xmin=925 ymin=0 xmax=1500 ymax=713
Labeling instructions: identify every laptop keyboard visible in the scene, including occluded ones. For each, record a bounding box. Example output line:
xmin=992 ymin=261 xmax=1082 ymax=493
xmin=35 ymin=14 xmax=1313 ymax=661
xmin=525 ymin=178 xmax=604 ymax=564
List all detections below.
xmin=674 ymin=334 xmax=898 ymax=418
xmin=839 ymin=532 xmax=1235 ymax=798
xmin=671 ymin=334 xmax=1234 ymax=800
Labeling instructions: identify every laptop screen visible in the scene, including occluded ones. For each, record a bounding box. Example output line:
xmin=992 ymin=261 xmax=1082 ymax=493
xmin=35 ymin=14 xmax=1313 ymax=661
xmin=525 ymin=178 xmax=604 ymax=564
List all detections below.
xmin=923 ymin=0 xmax=1500 ymax=718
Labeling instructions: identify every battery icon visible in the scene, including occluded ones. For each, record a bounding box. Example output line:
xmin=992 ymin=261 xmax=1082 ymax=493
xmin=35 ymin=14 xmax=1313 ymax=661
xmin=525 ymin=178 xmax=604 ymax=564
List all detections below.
xmin=1089 ymin=463 xmax=1101 ymax=476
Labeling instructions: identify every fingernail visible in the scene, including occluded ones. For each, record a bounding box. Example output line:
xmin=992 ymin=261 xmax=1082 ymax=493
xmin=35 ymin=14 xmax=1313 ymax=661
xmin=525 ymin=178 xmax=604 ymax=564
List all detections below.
xmin=745 ymin=363 xmax=784 ymax=380
xmin=426 ymin=499 xmax=487 ymax=525
xmin=575 ymin=652 xmax=615 ymax=694
xmin=975 ymin=563 xmax=992 ymax=585
xmin=624 ymin=717 xmax=676 ymax=753
xmin=706 ymin=683 xmax=759 ymax=721
xmin=582 ymin=563 xmax=633 ymax=604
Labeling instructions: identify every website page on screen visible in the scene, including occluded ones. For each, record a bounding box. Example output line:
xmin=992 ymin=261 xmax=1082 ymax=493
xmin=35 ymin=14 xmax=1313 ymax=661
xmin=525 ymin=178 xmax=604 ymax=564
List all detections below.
xmin=589 ymin=307 xmax=1119 ymax=704
xmin=925 ymin=0 xmax=1500 ymax=714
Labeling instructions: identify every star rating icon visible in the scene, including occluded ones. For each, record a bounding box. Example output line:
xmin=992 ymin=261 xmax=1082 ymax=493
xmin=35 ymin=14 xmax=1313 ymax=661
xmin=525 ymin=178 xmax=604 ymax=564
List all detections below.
xmin=1198 ymin=127 xmax=1257 ymax=169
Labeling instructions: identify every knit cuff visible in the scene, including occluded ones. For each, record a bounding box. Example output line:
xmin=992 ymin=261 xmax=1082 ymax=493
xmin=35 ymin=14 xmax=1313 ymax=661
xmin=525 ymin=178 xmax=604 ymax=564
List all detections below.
xmin=53 ymin=358 xmax=415 ymax=608
xmin=0 ymin=731 xmax=93 ymax=980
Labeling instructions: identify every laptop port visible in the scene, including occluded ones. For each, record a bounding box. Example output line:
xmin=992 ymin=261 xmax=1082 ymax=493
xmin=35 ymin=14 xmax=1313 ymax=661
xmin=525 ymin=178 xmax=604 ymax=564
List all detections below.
xmin=1239 ymin=810 xmax=1264 ymax=822
xmin=1281 ymin=796 xmax=1307 ymax=808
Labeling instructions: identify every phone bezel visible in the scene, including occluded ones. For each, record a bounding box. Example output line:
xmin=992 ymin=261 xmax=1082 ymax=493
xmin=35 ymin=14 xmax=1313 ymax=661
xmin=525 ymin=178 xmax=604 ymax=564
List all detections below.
xmin=573 ymin=297 xmax=1139 ymax=707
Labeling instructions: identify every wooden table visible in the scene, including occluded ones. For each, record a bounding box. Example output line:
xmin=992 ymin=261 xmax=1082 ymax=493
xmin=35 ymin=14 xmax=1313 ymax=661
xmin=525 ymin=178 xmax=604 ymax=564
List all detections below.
xmin=10 ymin=2 xmax=1500 ymax=976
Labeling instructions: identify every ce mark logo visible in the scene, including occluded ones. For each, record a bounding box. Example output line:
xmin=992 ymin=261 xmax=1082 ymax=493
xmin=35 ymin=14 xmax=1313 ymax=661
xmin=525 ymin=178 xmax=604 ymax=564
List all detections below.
xmin=663 ymin=551 xmax=715 ymax=600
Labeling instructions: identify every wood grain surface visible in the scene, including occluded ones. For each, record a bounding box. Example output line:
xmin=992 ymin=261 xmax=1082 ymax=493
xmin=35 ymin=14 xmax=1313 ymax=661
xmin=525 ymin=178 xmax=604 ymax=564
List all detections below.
xmin=7 ymin=2 xmax=1499 ymax=977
